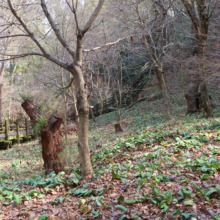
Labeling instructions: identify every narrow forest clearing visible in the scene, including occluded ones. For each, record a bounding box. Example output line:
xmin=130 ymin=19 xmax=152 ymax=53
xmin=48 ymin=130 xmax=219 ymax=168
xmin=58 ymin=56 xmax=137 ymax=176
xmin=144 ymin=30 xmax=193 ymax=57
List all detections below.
xmin=0 ymin=100 xmax=220 ymax=220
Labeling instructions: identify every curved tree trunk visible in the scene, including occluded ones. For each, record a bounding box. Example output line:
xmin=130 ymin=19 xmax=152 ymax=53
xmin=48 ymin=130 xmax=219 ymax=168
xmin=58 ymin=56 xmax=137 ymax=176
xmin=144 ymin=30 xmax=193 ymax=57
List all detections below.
xmin=21 ymin=99 xmax=67 ymax=174
xmin=142 ymin=37 xmax=171 ymax=120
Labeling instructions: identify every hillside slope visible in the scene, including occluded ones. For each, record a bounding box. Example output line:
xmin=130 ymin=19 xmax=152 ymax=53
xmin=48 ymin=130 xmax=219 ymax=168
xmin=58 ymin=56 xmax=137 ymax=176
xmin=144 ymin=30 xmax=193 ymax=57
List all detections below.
xmin=0 ymin=98 xmax=220 ymax=220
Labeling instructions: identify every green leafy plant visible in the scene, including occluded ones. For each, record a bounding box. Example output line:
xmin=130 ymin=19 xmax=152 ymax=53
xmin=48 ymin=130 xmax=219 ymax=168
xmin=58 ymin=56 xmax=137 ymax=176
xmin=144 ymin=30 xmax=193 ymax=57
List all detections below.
xmin=34 ymin=116 xmax=46 ymax=133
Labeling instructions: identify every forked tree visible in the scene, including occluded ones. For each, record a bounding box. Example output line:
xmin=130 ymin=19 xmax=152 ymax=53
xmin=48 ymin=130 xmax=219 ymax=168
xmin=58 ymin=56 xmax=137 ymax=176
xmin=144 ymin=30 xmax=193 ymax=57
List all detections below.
xmin=181 ymin=0 xmax=217 ymax=117
xmin=1 ymin=0 xmax=106 ymax=177
xmin=117 ymin=0 xmax=174 ymax=119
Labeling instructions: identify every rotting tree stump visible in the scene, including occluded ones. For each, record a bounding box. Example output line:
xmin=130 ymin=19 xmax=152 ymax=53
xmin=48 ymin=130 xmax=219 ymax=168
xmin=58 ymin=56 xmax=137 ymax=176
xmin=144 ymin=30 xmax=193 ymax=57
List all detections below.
xmin=41 ymin=115 xmax=67 ymax=173
xmin=21 ymin=99 xmax=67 ymax=174
xmin=115 ymin=123 xmax=123 ymax=133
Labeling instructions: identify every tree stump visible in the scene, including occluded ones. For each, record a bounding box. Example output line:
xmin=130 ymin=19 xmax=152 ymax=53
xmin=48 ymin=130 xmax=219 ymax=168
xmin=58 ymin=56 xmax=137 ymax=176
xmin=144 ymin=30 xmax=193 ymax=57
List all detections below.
xmin=41 ymin=115 xmax=67 ymax=173
xmin=21 ymin=99 xmax=67 ymax=174
xmin=115 ymin=123 xmax=123 ymax=133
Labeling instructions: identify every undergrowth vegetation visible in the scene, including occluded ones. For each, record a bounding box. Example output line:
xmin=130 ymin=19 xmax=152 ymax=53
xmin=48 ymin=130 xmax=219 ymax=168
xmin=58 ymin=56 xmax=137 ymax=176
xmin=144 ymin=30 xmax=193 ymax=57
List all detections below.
xmin=1 ymin=99 xmax=220 ymax=219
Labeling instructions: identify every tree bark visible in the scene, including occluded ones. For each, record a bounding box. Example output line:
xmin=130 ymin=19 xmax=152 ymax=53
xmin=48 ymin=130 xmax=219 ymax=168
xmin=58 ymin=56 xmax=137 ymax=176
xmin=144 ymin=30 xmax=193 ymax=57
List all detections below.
xmin=41 ymin=115 xmax=67 ymax=173
xmin=142 ymin=36 xmax=171 ymax=120
xmin=21 ymin=100 xmax=40 ymax=123
xmin=60 ymin=73 xmax=68 ymax=140
xmin=181 ymin=0 xmax=213 ymax=117
xmin=71 ymin=84 xmax=79 ymax=129
xmin=115 ymin=123 xmax=123 ymax=133
xmin=0 ymin=84 xmax=3 ymax=121
xmin=21 ymin=99 xmax=67 ymax=174
xmin=200 ymin=82 xmax=214 ymax=117
xmin=74 ymin=65 xmax=94 ymax=177
xmin=155 ymin=67 xmax=171 ymax=120
xmin=90 ymin=107 xmax=96 ymax=123
xmin=185 ymin=76 xmax=200 ymax=113
xmin=196 ymin=42 xmax=213 ymax=117
xmin=0 ymin=62 xmax=5 ymax=121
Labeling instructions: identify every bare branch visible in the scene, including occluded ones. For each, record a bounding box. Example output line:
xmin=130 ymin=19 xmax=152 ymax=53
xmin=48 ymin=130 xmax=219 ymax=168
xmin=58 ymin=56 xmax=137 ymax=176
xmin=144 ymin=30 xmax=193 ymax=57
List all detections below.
xmin=81 ymin=0 xmax=105 ymax=35
xmin=0 ymin=52 xmax=44 ymax=61
xmin=181 ymin=0 xmax=199 ymax=34
xmin=0 ymin=34 xmax=29 ymax=38
xmin=57 ymin=77 xmax=74 ymax=90
xmin=83 ymin=35 xmax=140 ymax=52
xmin=41 ymin=0 xmax=75 ymax=58
xmin=65 ymin=0 xmax=74 ymax=13
xmin=66 ymin=0 xmax=79 ymax=34
xmin=208 ymin=0 xmax=217 ymax=19
xmin=6 ymin=0 xmax=69 ymax=69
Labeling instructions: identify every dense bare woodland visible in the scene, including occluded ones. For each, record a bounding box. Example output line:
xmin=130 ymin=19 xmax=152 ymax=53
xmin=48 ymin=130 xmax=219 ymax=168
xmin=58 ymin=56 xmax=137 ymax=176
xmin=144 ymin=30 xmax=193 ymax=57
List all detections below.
xmin=0 ymin=0 xmax=220 ymax=219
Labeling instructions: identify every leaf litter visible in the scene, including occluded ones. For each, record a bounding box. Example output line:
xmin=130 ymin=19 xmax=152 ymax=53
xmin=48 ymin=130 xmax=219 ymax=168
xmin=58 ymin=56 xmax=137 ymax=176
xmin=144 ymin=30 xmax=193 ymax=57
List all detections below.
xmin=1 ymin=104 xmax=220 ymax=219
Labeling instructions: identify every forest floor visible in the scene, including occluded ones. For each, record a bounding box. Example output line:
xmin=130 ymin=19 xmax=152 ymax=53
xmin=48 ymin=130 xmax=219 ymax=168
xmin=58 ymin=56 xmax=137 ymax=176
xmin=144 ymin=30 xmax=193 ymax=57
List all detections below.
xmin=0 ymin=97 xmax=220 ymax=220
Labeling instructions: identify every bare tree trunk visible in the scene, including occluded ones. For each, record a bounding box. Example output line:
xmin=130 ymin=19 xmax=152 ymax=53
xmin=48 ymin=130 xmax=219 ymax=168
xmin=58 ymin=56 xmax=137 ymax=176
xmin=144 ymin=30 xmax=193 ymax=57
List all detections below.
xmin=0 ymin=84 xmax=2 ymax=121
xmin=90 ymin=106 xmax=96 ymax=123
xmin=200 ymin=81 xmax=213 ymax=117
xmin=0 ymin=62 xmax=5 ymax=121
xmin=63 ymin=95 xmax=68 ymax=140
xmin=155 ymin=67 xmax=171 ymax=120
xmin=185 ymin=75 xmax=200 ymax=113
xmin=99 ymin=91 xmax=103 ymax=116
xmin=181 ymin=0 xmax=214 ymax=117
xmin=61 ymin=74 xmax=68 ymax=140
xmin=71 ymin=85 xmax=79 ymax=128
xmin=142 ymin=37 xmax=171 ymax=120
xmin=114 ymin=82 xmax=123 ymax=133
xmin=21 ymin=99 xmax=67 ymax=174
xmin=197 ymin=44 xmax=213 ymax=117
xmin=74 ymin=65 xmax=93 ymax=177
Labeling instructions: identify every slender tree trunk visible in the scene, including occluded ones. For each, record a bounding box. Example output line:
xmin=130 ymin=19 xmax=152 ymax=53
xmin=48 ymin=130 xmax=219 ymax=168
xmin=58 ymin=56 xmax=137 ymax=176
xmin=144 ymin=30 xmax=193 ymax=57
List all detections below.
xmin=71 ymin=85 xmax=79 ymax=128
xmin=197 ymin=39 xmax=213 ymax=117
xmin=60 ymin=74 xmax=68 ymax=140
xmin=0 ymin=62 xmax=5 ymax=121
xmin=21 ymin=99 xmax=67 ymax=174
xmin=73 ymin=66 xmax=93 ymax=177
xmin=63 ymin=95 xmax=68 ymax=140
xmin=99 ymin=91 xmax=103 ymax=116
xmin=143 ymin=37 xmax=171 ymax=119
xmin=90 ymin=106 xmax=96 ymax=123
xmin=113 ymin=82 xmax=123 ymax=133
xmin=117 ymin=88 xmax=122 ymax=123
xmin=0 ymin=84 xmax=3 ymax=121
xmin=200 ymin=82 xmax=213 ymax=117
xmin=155 ymin=67 xmax=171 ymax=120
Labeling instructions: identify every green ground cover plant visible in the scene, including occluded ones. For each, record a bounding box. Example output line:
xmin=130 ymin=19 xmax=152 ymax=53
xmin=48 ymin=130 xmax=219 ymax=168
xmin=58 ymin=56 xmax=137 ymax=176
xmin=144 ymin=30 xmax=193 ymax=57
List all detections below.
xmin=0 ymin=98 xmax=220 ymax=219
